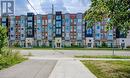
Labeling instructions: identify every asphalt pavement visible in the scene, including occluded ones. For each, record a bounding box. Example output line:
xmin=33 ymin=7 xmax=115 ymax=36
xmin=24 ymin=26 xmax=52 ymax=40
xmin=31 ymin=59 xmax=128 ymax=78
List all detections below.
xmin=0 ymin=60 xmax=57 ymax=78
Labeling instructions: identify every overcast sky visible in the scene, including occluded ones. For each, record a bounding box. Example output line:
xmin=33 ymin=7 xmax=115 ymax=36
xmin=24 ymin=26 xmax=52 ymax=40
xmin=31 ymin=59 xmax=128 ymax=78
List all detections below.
xmin=0 ymin=0 xmax=91 ymax=15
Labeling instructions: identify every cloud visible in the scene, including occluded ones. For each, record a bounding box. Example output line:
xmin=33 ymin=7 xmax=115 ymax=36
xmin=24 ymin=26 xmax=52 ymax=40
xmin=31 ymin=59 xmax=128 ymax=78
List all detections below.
xmin=15 ymin=0 xmax=29 ymax=15
xmin=0 ymin=0 xmax=91 ymax=15
xmin=40 ymin=0 xmax=68 ymax=14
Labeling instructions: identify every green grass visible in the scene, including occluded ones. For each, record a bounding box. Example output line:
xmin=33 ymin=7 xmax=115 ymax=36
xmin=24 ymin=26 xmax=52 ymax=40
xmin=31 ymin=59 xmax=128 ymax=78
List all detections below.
xmin=76 ymin=55 xmax=130 ymax=59
xmin=0 ymin=51 xmax=27 ymax=70
xmin=11 ymin=47 xmax=130 ymax=51
xmin=82 ymin=60 xmax=130 ymax=78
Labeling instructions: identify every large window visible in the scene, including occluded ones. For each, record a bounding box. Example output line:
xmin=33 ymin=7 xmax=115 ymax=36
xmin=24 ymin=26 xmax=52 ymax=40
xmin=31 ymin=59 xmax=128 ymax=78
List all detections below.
xmin=2 ymin=18 xmax=6 ymax=21
xmin=56 ymin=21 xmax=61 ymax=27
xmin=56 ymin=29 xmax=61 ymax=35
xmin=28 ymin=22 xmax=32 ymax=28
xmin=65 ymin=26 xmax=70 ymax=32
xmin=56 ymin=16 xmax=61 ymax=20
xmin=65 ymin=19 xmax=70 ymax=24
xmin=87 ymin=28 xmax=92 ymax=34
xmin=28 ymin=17 xmax=32 ymax=20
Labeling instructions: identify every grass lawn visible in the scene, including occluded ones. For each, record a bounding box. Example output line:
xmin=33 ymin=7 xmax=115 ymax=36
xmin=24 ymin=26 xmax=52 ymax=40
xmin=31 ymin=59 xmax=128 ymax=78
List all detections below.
xmin=76 ymin=55 xmax=130 ymax=59
xmin=82 ymin=60 xmax=130 ymax=78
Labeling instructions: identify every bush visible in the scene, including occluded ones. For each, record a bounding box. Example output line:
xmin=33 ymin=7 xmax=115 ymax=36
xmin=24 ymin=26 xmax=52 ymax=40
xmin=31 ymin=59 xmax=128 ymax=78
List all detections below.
xmin=0 ymin=49 xmax=26 ymax=70
xmin=126 ymin=46 xmax=130 ymax=48
xmin=101 ymin=42 xmax=108 ymax=48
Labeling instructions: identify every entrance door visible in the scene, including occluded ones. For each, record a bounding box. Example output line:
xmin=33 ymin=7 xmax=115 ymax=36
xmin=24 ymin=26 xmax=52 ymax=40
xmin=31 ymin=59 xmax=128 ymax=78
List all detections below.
xmin=57 ymin=43 xmax=60 ymax=48
xmin=88 ymin=43 xmax=92 ymax=47
xmin=28 ymin=43 xmax=31 ymax=48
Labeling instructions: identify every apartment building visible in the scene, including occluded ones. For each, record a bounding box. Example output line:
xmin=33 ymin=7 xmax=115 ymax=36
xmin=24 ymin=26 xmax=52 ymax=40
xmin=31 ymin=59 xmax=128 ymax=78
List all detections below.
xmin=0 ymin=11 xmax=130 ymax=48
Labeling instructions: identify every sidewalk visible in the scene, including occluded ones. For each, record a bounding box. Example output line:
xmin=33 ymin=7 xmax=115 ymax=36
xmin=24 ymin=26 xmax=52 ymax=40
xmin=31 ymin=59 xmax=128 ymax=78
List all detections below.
xmin=29 ymin=56 xmax=130 ymax=61
xmin=49 ymin=60 xmax=97 ymax=78
xmin=0 ymin=60 xmax=57 ymax=78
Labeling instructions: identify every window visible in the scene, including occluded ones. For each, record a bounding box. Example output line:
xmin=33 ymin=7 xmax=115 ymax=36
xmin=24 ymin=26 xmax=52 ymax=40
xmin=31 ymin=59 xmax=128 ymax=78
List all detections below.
xmin=77 ymin=26 xmax=82 ymax=31
xmin=11 ymin=20 xmax=15 ymax=25
xmin=42 ymin=20 xmax=44 ymax=25
xmin=78 ymin=19 xmax=82 ymax=23
xmin=28 ymin=22 xmax=32 ymax=28
xmin=28 ymin=17 xmax=32 ymax=20
xmin=88 ymin=43 xmax=92 ymax=47
xmin=34 ymin=20 xmax=36 ymax=25
xmin=53 ymin=19 xmax=55 ymax=25
xmin=95 ymin=33 xmax=100 ymax=39
xmin=21 ymin=34 xmax=24 ymax=37
xmin=96 ymin=26 xmax=100 ymax=29
xmin=74 ymin=26 xmax=76 ymax=32
xmin=2 ymin=18 xmax=6 ymax=21
xmin=66 ymin=33 xmax=69 ymax=37
xmin=71 ymin=26 xmax=73 ymax=32
xmin=11 ymin=35 xmax=13 ymax=37
xmin=56 ymin=29 xmax=61 ymax=35
xmin=65 ymin=19 xmax=70 ymax=24
xmin=56 ymin=16 xmax=61 ymax=20
xmin=74 ymin=19 xmax=77 ymax=24
xmin=37 ymin=20 xmax=41 ymax=24
xmin=71 ymin=19 xmax=73 ymax=23
xmin=56 ymin=21 xmax=61 ymax=27
xmin=48 ymin=19 xmax=51 ymax=23
xmin=77 ymin=33 xmax=82 ymax=38
xmin=21 ymin=20 xmax=24 ymax=24
xmin=83 ymin=19 xmax=85 ymax=24
xmin=108 ymin=33 xmax=113 ymax=40
xmin=27 ymin=30 xmax=32 ymax=36
xmin=65 ymin=26 xmax=70 ymax=32
xmin=87 ymin=29 xmax=92 ymax=34
xmin=45 ymin=20 xmax=47 ymax=25
xmin=45 ymin=27 xmax=48 ymax=32
xmin=62 ymin=26 xmax=64 ymax=32
xmin=10 ymin=27 xmax=13 ymax=31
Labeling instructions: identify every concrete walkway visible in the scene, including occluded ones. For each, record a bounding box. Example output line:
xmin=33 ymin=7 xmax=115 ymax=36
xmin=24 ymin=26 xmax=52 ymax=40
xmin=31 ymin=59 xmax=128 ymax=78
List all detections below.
xmin=49 ymin=60 xmax=97 ymax=78
xmin=0 ymin=60 xmax=57 ymax=78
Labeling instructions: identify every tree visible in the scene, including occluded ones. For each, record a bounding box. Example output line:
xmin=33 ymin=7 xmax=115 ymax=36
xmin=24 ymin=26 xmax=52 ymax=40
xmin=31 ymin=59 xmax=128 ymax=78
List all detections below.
xmin=85 ymin=0 xmax=130 ymax=35
xmin=0 ymin=25 xmax=8 ymax=54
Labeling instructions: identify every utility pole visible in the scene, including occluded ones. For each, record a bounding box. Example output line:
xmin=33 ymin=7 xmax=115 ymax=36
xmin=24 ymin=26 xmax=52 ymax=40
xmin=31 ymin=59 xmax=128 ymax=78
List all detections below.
xmin=52 ymin=4 xmax=54 ymax=48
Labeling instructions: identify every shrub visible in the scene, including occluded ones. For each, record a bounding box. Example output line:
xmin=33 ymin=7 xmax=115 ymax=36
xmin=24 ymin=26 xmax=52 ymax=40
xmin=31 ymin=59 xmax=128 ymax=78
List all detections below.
xmin=101 ymin=42 xmax=108 ymax=48
xmin=0 ymin=49 xmax=26 ymax=70
xmin=126 ymin=46 xmax=130 ymax=48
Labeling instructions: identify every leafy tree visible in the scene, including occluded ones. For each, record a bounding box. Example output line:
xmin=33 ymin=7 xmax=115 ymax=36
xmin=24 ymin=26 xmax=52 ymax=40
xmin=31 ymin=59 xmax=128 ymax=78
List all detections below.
xmin=0 ymin=25 xmax=8 ymax=54
xmin=85 ymin=0 xmax=130 ymax=35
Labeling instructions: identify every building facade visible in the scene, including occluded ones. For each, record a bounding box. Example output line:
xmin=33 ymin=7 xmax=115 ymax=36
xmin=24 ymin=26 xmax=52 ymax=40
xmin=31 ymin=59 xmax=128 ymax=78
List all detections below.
xmin=0 ymin=11 xmax=130 ymax=48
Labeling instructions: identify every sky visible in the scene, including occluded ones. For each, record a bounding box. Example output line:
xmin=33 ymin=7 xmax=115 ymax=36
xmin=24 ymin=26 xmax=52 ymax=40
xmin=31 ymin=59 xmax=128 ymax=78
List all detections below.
xmin=0 ymin=0 xmax=91 ymax=15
